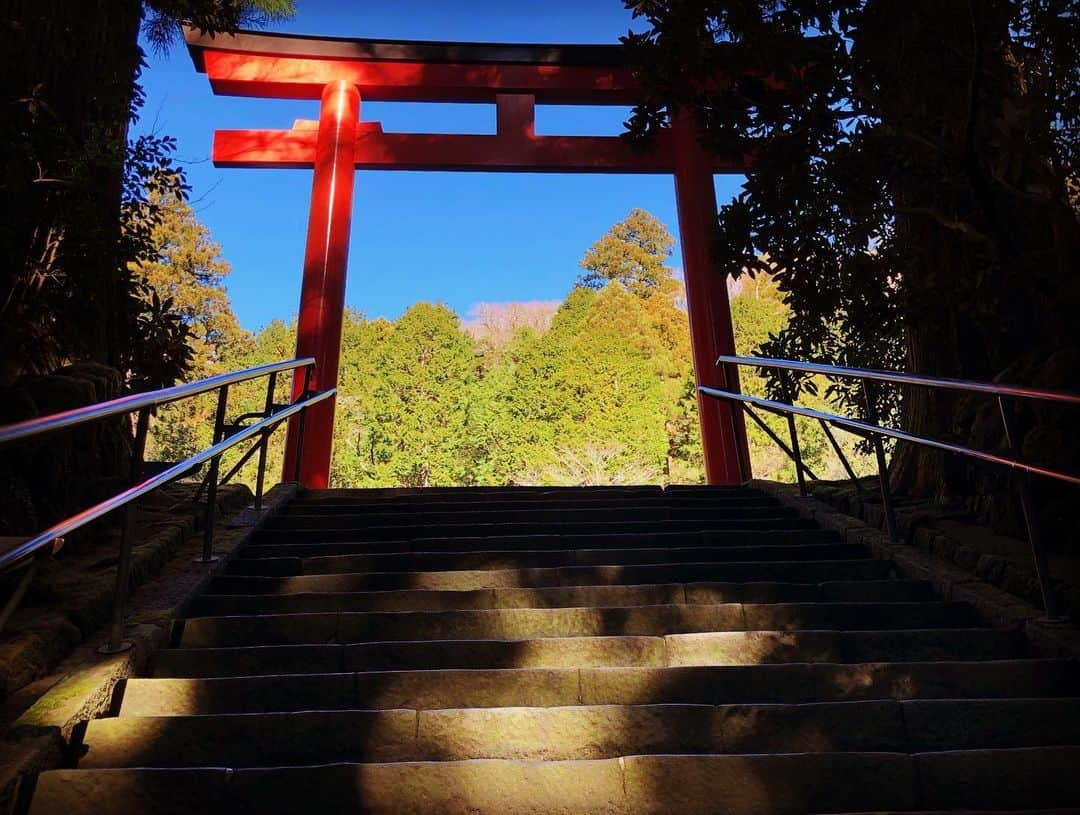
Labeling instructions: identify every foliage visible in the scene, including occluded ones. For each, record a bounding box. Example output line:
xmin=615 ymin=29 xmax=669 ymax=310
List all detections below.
xmin=141 ymin=1 xmax=295 ymax=52
xmin=119 ymin=136 xmax=196 ymax=391
xmin=519 ymin=444 xmax=662 ymax=487
xmin=133 ymin=187 xmax=251 ymax=374
xmin=578 ymin=208 xmax=678 ymax=296
xmin=144 ymin=207 xmax=870 ymax=488
xmin=366 ymin=304 xmax=481 ymax=487
xmin=621 ymin=0 xmax=1080 ymax=497
xmin=1 ymin=0 xmax=293 ymax=391
xmin=136 ymin=187 xmax=254 ymax=465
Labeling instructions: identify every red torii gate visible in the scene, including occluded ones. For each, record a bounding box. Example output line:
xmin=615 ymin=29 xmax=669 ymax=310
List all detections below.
xmin=185 ymin=29 xmax=751 ymax=488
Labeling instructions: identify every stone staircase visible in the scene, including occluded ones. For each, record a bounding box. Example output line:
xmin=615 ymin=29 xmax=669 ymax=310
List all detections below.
xmin=30 ymin=485 xmax=1080 ymax=813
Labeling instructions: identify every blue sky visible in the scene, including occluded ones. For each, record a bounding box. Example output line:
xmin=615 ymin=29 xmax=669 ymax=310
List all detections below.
xmin=137 ymin=0 xmax=745 ymax=331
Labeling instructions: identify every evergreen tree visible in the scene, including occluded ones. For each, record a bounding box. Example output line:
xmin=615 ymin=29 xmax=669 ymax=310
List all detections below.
xmin=366 ymin=304 xmax=479 ymax=487
xmin=138 ymin=189 xmax=251 ymax=465
xmin=134 ymin=188 xmax=251 ymax=376
xmin=150 ymin=208 xmax=870 ymax=490
xmin=578 ymin=208 xmax=678 ymax=295
xmin=552 ymin=284 xmax=669 ymax=480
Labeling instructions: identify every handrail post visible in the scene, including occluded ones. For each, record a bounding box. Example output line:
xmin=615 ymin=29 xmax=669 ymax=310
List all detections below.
xmin=293 ymin=365 xmax=314 ymax=484
xmin=724 ymin=363 xmax=749 ymax=484
xmin=195 ymin=385 xmax=229 ymax=564
xmin=99 ymin=406 xmax=150 ymax=654
xmin=740 ymin=404 xmax=819 ymax=482
xmin=819 ymin=418 xmax=866 ymax=495
xmin=253 ymin=372 xmax=278 ymax=511
xmin=780 ymin=375 xmax=808 ymax=497
xmin=998 ymin=398 xmax=1063 ymax=621
xmin=862 ymin=381 xmax=899 ymax=542
xmin=0 ymin=554 xmax=45 ymax=636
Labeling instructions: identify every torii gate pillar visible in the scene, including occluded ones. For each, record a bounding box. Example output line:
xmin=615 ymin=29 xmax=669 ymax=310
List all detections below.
xmin=282 ymin=80 xmax=360 ymax=488
xmin=673 ymin=112 xmax=751 ymax=483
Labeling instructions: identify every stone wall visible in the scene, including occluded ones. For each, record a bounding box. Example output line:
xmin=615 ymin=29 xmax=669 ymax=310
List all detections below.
xmin=811 ymin=479 xmax=1080 ymax=622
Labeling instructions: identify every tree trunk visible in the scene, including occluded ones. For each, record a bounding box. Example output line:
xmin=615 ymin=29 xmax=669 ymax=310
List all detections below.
xmin=1 ymin=0 xmax=144 ymax=381
xmin=870 ymin=0 xmax=1080 ymax=524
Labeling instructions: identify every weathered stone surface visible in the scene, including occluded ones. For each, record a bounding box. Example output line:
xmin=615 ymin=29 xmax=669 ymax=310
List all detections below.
xmin=493 ymin=584 xmax=683 ymax=609
xmin=917 ymin=747 xmax=1080 ymax=810
xmin=227 ymin=759 xmax=629 ymax=814
xmin=29 ymin=769 xmax=232 ymax=815
xmin=577 ymin=660 xmax=1078 ymax=705
xmin=742 ymin=601 xmax=976 ymax=631
xmin=0 ymin=482 xmax=254 ymax=707
xmin=839 ymin=628 xmax=1021 ymax=663
xmin=621 ymin=753 xmax=918 ymax=815
xmin=82 ymin=710 xmax=419 ymax=767
xmin=178 ymin=612 xmax=338 ymax=648
xmin=683 ymin=581 xmax=804 ymax=604
xmin=230 ymin=540 xmax=861 ymax=577
xmin=903 ymin=699 xmax=1080 ymax=751
xmin=416 ymin=705 xmax=720 ymax=760
xmin=351 ymin=669 xmax=581 ymax=710
xmin=28 ymin=484 xmax=1080 ymax=813
xmin=0 ymin=732 xmax=64 ymax=815
xmin=716 ymin=700 xmax=908 ymax=753
xmin=190 ymin=587 xmax=500 ymax=615
xmin=665 ymin=631 xmax=843 ymax=666
xmin=818 ymin=579 xmax=933 ymax=602
xmin=118 ymin=674 xmax=355 ymax=716
xmin=151 ymin=644 xmax=344 ymax=678
xmin=344 ymin=636 xmax=665 ymax=671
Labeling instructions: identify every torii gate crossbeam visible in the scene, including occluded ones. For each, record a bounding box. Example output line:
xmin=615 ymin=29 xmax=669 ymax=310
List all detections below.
xmin=186 ymin=29 xmax=751 ymax=487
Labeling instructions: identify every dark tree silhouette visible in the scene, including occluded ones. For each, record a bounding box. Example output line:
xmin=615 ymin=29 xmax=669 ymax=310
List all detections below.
xmin=622 ymin=1 xmax=1080 ymax=515
xmin=1 ymin=0 xmax=291 ymax=387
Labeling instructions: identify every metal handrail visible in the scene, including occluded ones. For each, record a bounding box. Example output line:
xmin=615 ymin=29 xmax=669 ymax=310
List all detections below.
xmin=0 ymin=357 xmax=316 ymax=448
xmin=717 ymin=354 xmax=1080 ymax=406
xmin=701 ymin=386 xmax=1080 ymax=487
xmin=0 ymin=388 xmax=334 ymax=573
xmin=0 ymin=358 xmax=330 ymax=648
xmin=704 ymin=355 xmax=1079 ymax=622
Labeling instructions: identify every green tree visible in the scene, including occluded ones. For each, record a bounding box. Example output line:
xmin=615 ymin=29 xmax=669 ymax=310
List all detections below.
xmin=134 ymin=187 xmax=251 ymax=376
xmin=473 ymin=287 xmax=599 ymax=483
xmin=366 ymin=304 xmax=480 ymax=487
xmin=137 ymin=189 xmax=252 ymax=466
xmin=552 ymin=284 xmax=670 ymax=480
xmin=2 ymin=0 xmax=292 ymax=387
xmin=622 ymin=0 xmax=1080 ymax=506
xmin=332 ymin=312 xmax=392 ymax=487
xmin=578 ymin=208 xmax=678 ymax=296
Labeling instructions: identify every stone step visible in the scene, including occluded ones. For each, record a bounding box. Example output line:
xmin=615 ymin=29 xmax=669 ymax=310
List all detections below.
xmin=189 ymin=579 xmax=934 ymax=615
xmin=209 ymin=558 xmax=894 ymax=593
xmin=254 ymin=517 xmax=817 ymax=543
xmin=269 ymin=505 xmax=797 ymax=529
xmin=175 ymin=602 xmax=979 ymax=648
xmin=152 ymin=628 xmax=1023 ymax=677
xmin=243 ymin=529 xmax=841 ymax=558
xmin=79 ymin=698 xmax=1080 ymax=769
xmin=291 ymin=486 xmax=759 ymax=503
xmin=299 ymin=485 xmax=753 ymax=503
xmin=283 ymin=495 xmax=779 ymax=515
xmin=33 ymin=748 xmax=1080 ymax=814
xmin=226 ymin=543 xmax=868 ymax=576
xmin=118 ymin=659 xmax=1079 ymax=715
